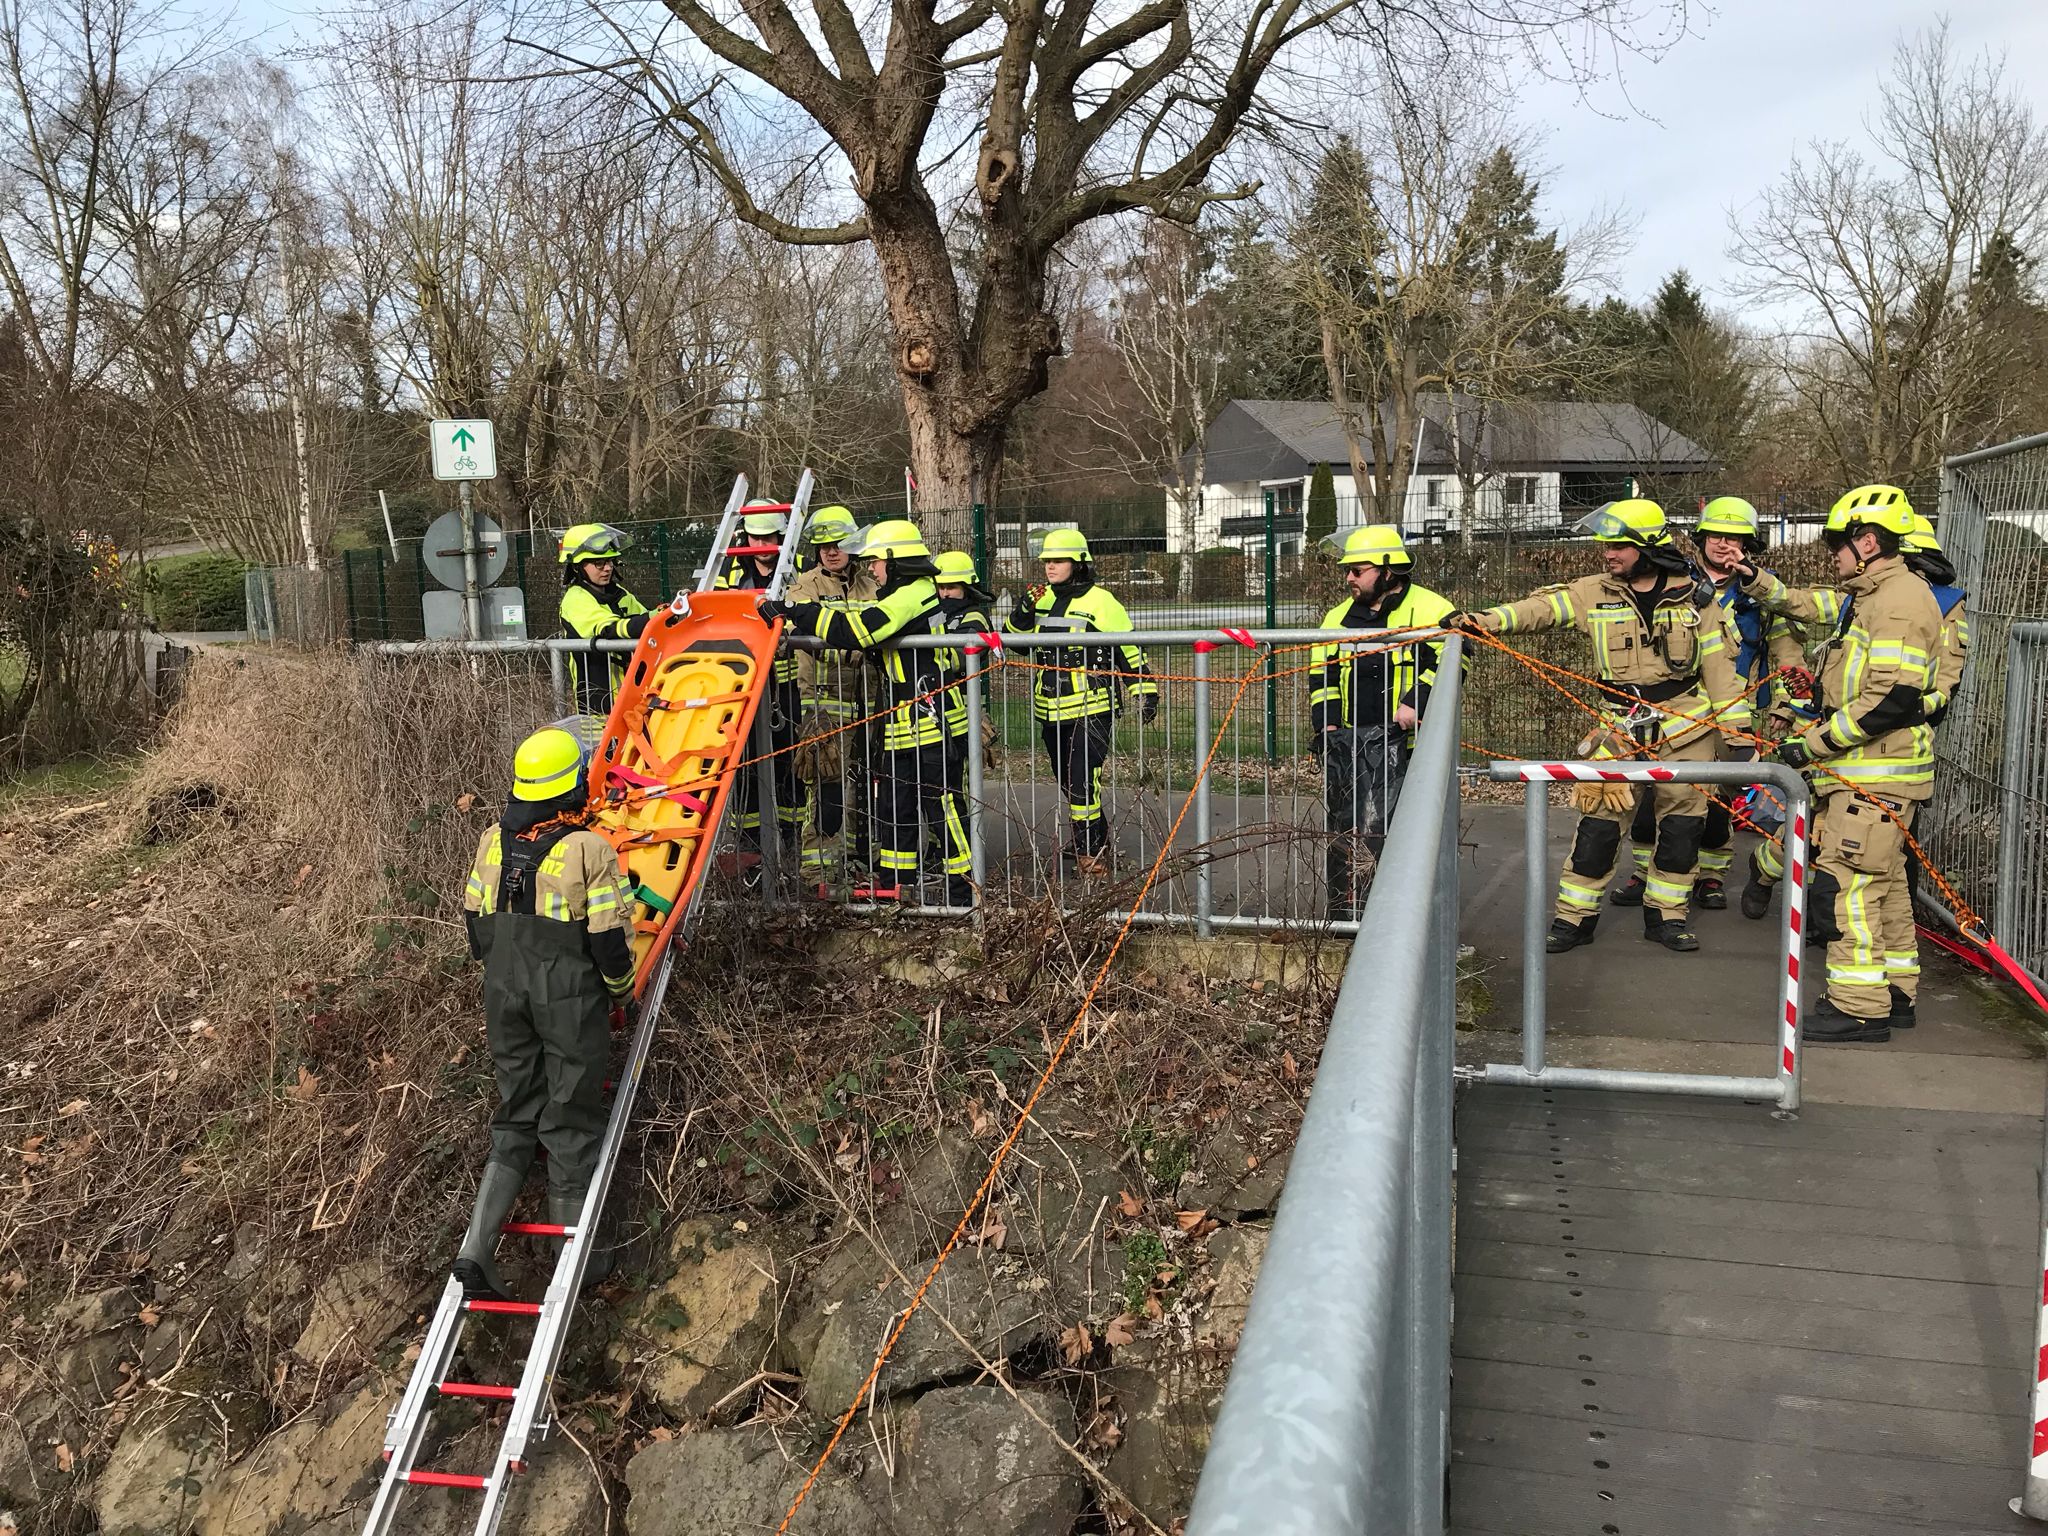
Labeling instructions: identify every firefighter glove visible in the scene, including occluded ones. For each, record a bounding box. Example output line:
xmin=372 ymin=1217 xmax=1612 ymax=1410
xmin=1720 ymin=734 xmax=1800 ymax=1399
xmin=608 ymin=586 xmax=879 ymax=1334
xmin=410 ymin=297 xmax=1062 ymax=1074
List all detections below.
xmin=756 ymin=597 xmax=788 ymax=623
xmin=1773 ymin=736 xmax=1814 ymax=770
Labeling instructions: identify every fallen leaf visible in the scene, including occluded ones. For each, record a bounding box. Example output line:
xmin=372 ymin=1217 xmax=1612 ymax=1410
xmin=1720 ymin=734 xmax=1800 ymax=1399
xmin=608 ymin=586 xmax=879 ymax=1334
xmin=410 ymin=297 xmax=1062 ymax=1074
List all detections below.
xmin=179 ymin=1158 xmax=203 ymax=1177
xmin=286 ymin=1066 xmax=319 ymax=1102
xmin=293 ymin=863 xmax=313 ymax=889
xmin=1117 ymin=1188 xmax=1143 ymax=1218
xmin=1189 ymin=1217 xmax=1220 ymax=1240
xmin=53 ymin=1442 xmax=74 ymax=1473
xmin=137 ymin=1304 xmax=162 ymax=1328
xmin=1244 ymin=1154 xmax=1259 ymax=1170
xmin=55 ymin=1099 xmax=87 ymax=1118
xmin=1143 ymin=1295 xmax=1164 ymax=1320
xmin=1173 ymin=1209 xmax=1208 ymax=1232
xmin=973 ymin=1212 xmax=1007 ymax=1250
xmin=455 ymin=793 xmax=479 ymax=813
xmin=1280 ymin=1051 xmax=1299 ymax=1082
xmin=647 ymin=1425 xmax=674 ymax=1442
xmin=1104 ymin=1313 xmax=1137 ymax=1347
xmin=966 ymin=1100 xmax=992 ymax=1139
xmin=1058 ymin=1322 xmax=1092 ymax=1366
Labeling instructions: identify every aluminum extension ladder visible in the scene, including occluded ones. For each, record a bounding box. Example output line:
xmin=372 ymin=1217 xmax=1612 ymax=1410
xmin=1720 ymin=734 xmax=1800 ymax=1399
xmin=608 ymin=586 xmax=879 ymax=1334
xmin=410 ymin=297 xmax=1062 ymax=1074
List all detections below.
xmin=360 ymin=471 xmax=816 ymax=1536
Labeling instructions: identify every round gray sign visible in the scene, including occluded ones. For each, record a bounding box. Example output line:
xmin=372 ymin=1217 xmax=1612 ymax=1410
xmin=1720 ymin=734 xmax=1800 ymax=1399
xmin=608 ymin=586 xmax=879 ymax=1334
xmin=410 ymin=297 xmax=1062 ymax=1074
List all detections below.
xmin=422 ymin=509 xmax=509 ymax=591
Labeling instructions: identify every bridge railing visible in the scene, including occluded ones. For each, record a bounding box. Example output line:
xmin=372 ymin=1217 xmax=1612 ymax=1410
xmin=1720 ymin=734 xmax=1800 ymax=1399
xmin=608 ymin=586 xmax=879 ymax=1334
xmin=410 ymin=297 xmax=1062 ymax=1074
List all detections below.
xmin=1182 ymin=637 xmax=1464 ymax=1536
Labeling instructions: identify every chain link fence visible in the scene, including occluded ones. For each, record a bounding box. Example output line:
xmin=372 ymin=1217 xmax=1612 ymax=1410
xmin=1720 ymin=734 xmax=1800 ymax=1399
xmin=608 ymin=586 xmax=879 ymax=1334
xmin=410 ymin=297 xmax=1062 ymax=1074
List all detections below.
xmin=1924 ymin=435 xmax=2048 ymax=983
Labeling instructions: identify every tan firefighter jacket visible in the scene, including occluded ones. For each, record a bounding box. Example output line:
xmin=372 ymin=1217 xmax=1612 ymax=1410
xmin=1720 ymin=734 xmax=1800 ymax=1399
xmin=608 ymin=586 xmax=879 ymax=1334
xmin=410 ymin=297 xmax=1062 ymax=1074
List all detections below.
xmin=1742 ymin=558 xmax=1941 ymax=802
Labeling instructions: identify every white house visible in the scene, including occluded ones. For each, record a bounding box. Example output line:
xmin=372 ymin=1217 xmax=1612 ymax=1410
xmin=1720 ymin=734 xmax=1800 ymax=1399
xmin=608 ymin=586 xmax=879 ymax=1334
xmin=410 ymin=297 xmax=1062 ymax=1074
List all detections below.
xmin=1165 ymin=397 xmax=1718 ymax=555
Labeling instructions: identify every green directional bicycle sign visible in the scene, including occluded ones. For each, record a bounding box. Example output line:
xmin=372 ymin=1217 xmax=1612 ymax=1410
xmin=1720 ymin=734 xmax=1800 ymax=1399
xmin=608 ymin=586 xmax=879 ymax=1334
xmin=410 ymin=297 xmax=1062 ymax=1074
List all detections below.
xmin=430 ymin=418 xmax=497 ymax=480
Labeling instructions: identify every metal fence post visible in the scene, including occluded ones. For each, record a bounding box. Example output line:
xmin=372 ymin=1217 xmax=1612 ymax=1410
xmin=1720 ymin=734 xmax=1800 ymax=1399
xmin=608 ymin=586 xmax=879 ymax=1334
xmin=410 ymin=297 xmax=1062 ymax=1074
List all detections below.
xmin=374 ymin=549 xmax=391 ymax=641
xmin=1263 ymin=489 xmax=1278 ymax=762
xmin=964 ymin=645 xmax=988 ymax=913
xmin=1998 ymin=628 xmax=2032 ymax=953
xmin=1193 ymin=643 xmax=1214 ymax=940
xmin=972 ymin=502 xmax=988 ymax=586
xmin=548 ymin=648 xmax=566 ymax=715
xmin=1522 ymin=778 xmax=1548 ymax=1075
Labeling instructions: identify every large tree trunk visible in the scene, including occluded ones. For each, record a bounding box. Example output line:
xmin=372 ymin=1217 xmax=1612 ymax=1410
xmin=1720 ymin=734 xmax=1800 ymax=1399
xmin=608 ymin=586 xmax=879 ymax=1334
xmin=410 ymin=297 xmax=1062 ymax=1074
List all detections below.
xmin=869 ymin=164 xmax=1057 ymax=547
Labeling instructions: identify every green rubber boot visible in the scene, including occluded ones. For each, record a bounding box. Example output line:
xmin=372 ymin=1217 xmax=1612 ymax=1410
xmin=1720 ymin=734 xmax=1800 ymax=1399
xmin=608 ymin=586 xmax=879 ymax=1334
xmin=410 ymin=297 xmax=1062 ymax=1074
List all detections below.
xmin=452 ymin=1161 xmax=527 ymax=1301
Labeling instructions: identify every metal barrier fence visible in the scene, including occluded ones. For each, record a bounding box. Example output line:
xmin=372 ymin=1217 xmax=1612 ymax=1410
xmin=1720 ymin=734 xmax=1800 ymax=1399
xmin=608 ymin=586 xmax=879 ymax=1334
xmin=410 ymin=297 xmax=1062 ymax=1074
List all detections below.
xmin=1997 ymin=623 xmax=2048 ymax=989
xmin=1479 ymin=759 xmax=1811 ymax=1111
xmin=1928 ymin=435 xmax=2048 ymax=979
xmin=1184 ymin=638 xmax=1462 ymax=1535
xmin=367 ymin=627 xmax=1448 ymax=933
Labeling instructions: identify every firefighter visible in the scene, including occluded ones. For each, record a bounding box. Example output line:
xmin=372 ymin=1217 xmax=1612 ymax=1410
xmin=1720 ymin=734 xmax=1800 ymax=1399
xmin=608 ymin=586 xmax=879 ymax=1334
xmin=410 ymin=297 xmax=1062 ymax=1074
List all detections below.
xmin=1902 ymin=514 xmax=1969 ymax=727
xmin=558 ymin=523 xmax=651 ymax=715
xmin=716 ymin=504 xmax=805 ymax=856
xmin=934 ymin=550 xmax=994 ymax=785
xmin=1453 ymin=499 xmax=1747 ymax=953
xmin=1736 ymin=510 xmax=1965 ymax=935
xmin=785 ymin=507 xmax=878 ymax=882
xmin=1309 ymin=525 xmax=1456 ymax=919
xmin=1008 ymin=529 xmax=1158 ymax=877
xmin=1612 ymin=496 xmax=1801 ymax=910
xmin=455 ymin=722 xmax=636 ymax=1299
xmin=1739 ymin=485 xmax=1940 ymax=1042
xmin=757 ymin=520 xmax=974 ymax=907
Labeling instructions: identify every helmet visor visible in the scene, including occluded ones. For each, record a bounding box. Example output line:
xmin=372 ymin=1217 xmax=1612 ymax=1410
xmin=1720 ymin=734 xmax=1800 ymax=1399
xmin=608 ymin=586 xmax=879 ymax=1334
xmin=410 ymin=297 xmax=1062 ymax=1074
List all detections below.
xmin=1575 ymin=507 xmax=1639 ymax=543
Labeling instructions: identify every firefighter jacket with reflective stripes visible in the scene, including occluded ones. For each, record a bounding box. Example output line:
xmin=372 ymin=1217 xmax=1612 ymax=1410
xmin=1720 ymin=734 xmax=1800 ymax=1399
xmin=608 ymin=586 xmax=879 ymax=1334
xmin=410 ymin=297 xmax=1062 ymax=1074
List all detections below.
xmin=1925 ymin=583 xmax=1969 ymax=722
xmin=463 ymin=816 xmax=637 ymax=998
xmin=785 ymin=562 xmax=878 ymax=717
xmin=560 ymin=581 xmax=650 ymax=714
xmin=716 ymin=560 xmax=801 ymax=686
xmin=1310 ymin=580 xmax=1456 ymax=742
xmin=1009 ymin=582 xmax=1156 ymax=723
xmin=1711 ymin=576 xmax=1809 ymax=710
xmin=1475 ymin=571 xmax=1747 ymax=737
xmin=782 ymin=575 xmax=962 ymax=751
xmin=938 ymin=592 xmax=994 ymax=741
xmin=1743 ymin=560 xmax=1940 ymax=800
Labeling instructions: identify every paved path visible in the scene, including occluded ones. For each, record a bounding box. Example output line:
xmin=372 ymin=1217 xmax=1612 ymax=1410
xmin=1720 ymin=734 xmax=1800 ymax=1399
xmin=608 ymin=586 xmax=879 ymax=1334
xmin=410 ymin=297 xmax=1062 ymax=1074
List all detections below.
xmin=1451 ymin=803 xmax=2048 ymax=1534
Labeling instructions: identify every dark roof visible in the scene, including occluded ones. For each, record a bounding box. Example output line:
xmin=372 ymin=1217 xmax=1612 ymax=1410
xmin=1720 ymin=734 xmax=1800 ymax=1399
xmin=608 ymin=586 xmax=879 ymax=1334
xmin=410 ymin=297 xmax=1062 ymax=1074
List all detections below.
xmin=1184 ymin=397 xmax=1717 ymax=481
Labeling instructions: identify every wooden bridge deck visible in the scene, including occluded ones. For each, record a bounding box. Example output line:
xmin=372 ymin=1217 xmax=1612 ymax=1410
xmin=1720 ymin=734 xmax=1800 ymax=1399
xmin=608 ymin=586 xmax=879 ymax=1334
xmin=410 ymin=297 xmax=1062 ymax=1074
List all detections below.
xmin=1450 ymin=1086 xmax=2040 ymax=1536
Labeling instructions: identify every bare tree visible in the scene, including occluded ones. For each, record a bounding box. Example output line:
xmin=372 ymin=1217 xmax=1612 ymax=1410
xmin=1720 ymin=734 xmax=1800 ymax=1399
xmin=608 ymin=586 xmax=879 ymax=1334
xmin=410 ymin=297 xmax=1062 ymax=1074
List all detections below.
xmin=1074 ymin=218 xmax=1226 ymax=588
xmin=1730 ymin=22 xmax=2048 ymax=482
xmin=546 ymin=0 xmax=1691 ymax=538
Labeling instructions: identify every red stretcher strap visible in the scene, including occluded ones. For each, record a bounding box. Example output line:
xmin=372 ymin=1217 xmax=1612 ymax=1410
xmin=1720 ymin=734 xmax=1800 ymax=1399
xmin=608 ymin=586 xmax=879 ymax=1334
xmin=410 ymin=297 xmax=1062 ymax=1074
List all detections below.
xmin=500 ymin=1221 xmax=574 ymax=1236
xmin=437 ymin=1382 xmax=518 ymax=1400
xmin=464 ymin=1299 xmax=541 ymax=1315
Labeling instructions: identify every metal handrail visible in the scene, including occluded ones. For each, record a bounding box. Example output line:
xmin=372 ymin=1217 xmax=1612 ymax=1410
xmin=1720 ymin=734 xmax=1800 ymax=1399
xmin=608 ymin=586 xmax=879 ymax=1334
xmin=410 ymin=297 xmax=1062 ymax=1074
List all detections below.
xmin=1185 ymin=637 xmax=1463 ymax=1536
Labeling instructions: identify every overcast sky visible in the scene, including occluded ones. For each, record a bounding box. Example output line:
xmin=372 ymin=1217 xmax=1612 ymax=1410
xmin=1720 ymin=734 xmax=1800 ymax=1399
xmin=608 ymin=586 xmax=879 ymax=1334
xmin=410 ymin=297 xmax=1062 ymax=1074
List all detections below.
xmin=1518 ymin=0 xmax=2048 ymax=309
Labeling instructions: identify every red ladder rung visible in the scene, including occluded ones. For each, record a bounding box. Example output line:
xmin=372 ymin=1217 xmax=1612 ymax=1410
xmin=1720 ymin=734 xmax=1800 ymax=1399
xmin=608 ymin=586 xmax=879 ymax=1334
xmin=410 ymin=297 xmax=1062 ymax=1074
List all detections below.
xmin=405 ymin=1470 xmax=487 ymax=1489
xmin=437 ymin=1381 xmax=518 ymax=1401
xmin=501 ymin=1221 xmax=574 ymax=1236
xmin=464 ymin=1299 xmax=542 ymax=1315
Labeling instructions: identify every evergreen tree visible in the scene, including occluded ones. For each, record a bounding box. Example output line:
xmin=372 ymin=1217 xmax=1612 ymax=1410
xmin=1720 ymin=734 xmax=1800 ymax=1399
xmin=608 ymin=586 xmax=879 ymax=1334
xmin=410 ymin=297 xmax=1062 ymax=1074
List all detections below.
xmin=1306 ymin=462 xmax=1338 ymax=543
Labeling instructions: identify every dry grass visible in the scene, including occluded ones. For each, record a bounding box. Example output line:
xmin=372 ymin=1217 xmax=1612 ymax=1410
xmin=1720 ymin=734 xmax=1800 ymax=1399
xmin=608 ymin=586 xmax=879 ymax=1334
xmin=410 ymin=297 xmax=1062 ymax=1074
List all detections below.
xmin=0 ymin=648 xmax=1341 ymax=1528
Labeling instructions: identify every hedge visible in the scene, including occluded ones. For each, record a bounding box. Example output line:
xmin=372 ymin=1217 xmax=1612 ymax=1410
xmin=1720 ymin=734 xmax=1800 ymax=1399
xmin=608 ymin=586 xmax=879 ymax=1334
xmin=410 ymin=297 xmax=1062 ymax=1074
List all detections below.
xmin=148 ymin=553 xmax=249 ymax=632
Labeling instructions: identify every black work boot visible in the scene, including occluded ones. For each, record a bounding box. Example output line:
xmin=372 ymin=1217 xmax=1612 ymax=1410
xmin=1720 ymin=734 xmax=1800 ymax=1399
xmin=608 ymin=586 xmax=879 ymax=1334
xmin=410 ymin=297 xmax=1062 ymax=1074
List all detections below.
xmin=1609 ymin=874 xmax=1646 ymax=907
xmin=1888 ymin=986 xmax=1918 ymax=1029
xmin=1546 ymin=915 xmax=1598 ymax=953
xmin=1805 ymin=997 xmax=1890 ymax=1043
xmin=549 ymin=1192 xmax=615 ymax=1289
xmin=1740 ymin=853 xmax=1774 ymax=920
xmin=1326 ymin=847 xmax=1358 ymax=922
xmin=1694 ymin=876 xmax=1728 ymax=910
xmin=452 ymin=1160 xmax=527 ymax=1301
xmin=1643 ymin=908 xmax=1700 ymax=952
xmin=945 ymin=874 xmax=976 ymax=909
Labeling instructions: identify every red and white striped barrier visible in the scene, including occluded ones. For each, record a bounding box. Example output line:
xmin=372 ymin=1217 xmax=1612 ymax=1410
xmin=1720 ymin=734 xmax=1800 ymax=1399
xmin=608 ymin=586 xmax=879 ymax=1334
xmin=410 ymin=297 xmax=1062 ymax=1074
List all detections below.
xmin=1490 ymin=759 xmax=1807 ymax=1111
